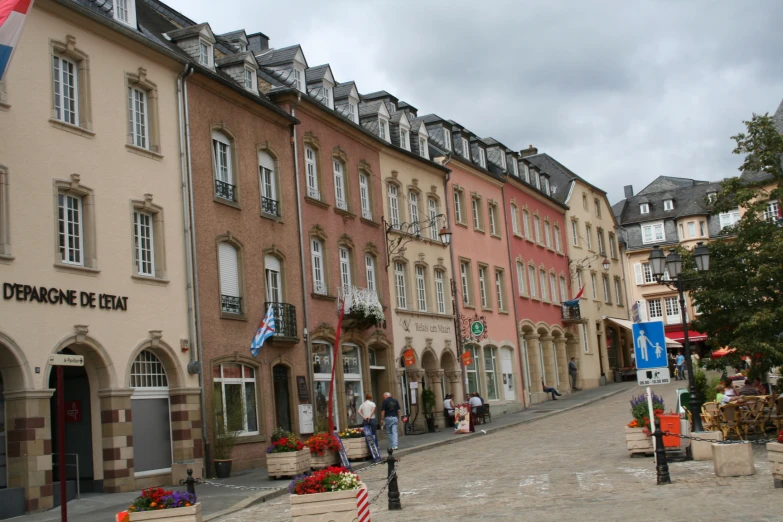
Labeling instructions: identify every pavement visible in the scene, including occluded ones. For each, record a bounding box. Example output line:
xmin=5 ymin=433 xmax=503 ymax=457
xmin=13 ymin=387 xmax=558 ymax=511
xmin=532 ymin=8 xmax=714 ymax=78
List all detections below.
xmin=216 ymin=380 xmax=783 ymax=522
xmin=9 ymin=383 xmax=632 ymax=522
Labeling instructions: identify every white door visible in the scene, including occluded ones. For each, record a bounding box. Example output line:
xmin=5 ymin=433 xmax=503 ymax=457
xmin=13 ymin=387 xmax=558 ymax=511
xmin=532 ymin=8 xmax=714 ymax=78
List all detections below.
xmin=501 ymin=348 xmax=515 ymax=401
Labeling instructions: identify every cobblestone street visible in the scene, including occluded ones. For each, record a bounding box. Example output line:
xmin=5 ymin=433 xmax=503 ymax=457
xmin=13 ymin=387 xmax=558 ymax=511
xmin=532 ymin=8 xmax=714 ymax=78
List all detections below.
xmin=216 ymin=382 xmax=780 ymax=522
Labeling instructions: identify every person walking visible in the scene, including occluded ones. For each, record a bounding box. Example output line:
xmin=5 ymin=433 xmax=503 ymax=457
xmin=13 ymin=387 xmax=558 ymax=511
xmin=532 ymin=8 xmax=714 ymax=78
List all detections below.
xmin=568 ymin=357 xmax=579 ymax=391
xmin=380 ymin=392 xmax=401 ymax=450
xmin=358 ymin=393 xmax=378 ymax=448
xmin=676 ymin=351 xmax=685 ymax=381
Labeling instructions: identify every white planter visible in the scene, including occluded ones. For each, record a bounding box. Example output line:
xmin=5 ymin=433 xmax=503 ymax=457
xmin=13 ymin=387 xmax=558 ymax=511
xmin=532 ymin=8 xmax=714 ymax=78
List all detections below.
xmin=625 ymin=426 xmax=653 ymax=456
xmin=712 ymin=442 xmax=755 ymax=477
xmin=767 ymin=442 xmax=783 ymax=487
xmin=267 ymin=449 xmax=312 ymax=478
xmin=310 ymin=450 xmax=339 ymax=470
xmin=691 ymin=431 xmax=723 ymax=461
xmin=129 ymin=503 xmax=202 ymax=522
xmin=290 ymin=485 xmax=366 ymax=521
xmin=343 ymin=438 xmax=370 ymax=460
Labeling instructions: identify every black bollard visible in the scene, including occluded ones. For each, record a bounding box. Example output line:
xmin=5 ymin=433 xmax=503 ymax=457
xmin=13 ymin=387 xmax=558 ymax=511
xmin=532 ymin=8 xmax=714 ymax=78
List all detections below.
xmin=387 ymin=447 xmax=401 ymax=510
xmin=653 ymin=421 xmax=671 ymax=485
xmin=185 ymin=468 xmax=196 ymax=495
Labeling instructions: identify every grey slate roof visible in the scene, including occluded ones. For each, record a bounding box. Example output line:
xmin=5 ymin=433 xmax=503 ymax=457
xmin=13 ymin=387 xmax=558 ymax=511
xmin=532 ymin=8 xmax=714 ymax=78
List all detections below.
xmin=334 ymin=81 xmax=357 ymax=99
xmin=305 ymin=64 xmax=330 ymax=83
xmin=615 ymin=176 xmax=722 ymax=225
xmin=215 ymin=51 xmax=255 ymax=67
xmin=256 ymin=45 xmax=302 ymax=66
xmin=361 ymin=90 xmax=398 ymax=103
xmin=85 ymin=0 xmax=113 ymax=15
xmin=164 ymin=23 xmax=211 ymax=40
xmin=358 ymin=100 xmax=384 ymax=118
xmin=637 ymin=175 xmax=708 ymax=196
xmin=398 ymin=101 xmax=417 ymax=113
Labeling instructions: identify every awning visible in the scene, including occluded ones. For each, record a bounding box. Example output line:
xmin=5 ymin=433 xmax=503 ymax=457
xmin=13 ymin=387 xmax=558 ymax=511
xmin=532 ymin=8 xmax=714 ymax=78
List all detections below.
xmin=711 ymin=347 xmax=736 ymax=359
xmin=666 ymin=329 xmax=707 ymax=343
xmin=605 ymin=317 xmax=683 ymax=349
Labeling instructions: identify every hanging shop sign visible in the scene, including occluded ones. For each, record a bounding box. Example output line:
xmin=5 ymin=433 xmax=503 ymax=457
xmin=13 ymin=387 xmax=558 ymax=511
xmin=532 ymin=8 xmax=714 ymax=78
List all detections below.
xmin=402 ymin=348 xmax=416 ymax=367
xmin=459 ymin=314 xmax=488 ymax=342
xmin=3 ymin=282 xmax=128 ymax=311
xmin=460 ymin=350 xmax=473 ymax=367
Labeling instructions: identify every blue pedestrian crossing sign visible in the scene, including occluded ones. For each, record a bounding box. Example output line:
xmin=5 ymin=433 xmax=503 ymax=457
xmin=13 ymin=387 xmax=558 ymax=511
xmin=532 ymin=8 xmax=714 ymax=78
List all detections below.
xmin=632 ymin=321 xmax=668 ymax=370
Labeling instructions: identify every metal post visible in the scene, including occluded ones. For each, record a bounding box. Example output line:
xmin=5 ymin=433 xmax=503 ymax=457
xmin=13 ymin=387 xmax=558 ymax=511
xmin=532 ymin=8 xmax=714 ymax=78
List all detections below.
xmin=184 ymin=468 xmax=196 ymax=495
xmin=678 ymin=279 xmax=703 ymax=432
xmin=386 ymin=448 xmax=401 ymax=510
xmin=652 ymin=417 xmax=672 ymax=485
xmin=57 ymin=366 xmax=67 ymax=522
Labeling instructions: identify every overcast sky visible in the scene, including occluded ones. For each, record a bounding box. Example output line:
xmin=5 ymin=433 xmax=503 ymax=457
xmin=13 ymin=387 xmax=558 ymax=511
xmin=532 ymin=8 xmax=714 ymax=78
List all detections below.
xmin=165 ymin=0 xmax=783 ymax=204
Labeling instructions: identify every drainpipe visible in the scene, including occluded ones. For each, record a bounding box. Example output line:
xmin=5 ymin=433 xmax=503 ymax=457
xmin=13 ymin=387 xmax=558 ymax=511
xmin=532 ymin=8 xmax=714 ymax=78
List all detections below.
xmin=289 ymin=95 xmax=315 ymax=411
xmin=177 ymin=64 xmax=210 ymax=473
xmin=439 ymin=155 xmax=468 ymax=398
xmin=501 ymin=182 xmax=528 ymax=408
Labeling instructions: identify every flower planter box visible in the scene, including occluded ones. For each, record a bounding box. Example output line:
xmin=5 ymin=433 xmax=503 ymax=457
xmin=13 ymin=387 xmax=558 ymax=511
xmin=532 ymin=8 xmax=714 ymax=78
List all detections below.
xmin=625 ymin=426 xmax=653 ymax=456
xmin=310 ymin=450 xmax=339 ymax=470
xmin=267 ymin=449 xmax=311 ymax=479
xmin=691 ymin=431 xmax=723 ymax=461
xmin=290 ymin=485 xmax=366 ymax=521
xmin=129 ymin=503 xmax=202 ymax=522
xmin=343 ymin=438 xmax=370 ymax=460
xmin=767 ymin=442 xmax=783 ymax=487
xmin=712 ymin=442 xmax=755 ymax=477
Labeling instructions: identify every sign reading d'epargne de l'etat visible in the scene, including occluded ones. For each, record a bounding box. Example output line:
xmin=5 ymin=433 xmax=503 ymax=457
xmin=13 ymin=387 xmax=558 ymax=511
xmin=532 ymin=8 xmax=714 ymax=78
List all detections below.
xmin=3 ymin=282 xmax=129 ymax=311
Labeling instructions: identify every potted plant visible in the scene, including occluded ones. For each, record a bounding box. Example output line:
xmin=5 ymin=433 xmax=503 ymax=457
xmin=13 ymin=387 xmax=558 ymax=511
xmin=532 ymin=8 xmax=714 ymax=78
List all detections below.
xmin=337 ymin=427 xmax=370 ymax=460
xmin=306 ymin=432 xmax=340 ymax=470
xmin=266 ymin=430 xmax=310 ymax=479
xmin=211 ymin=392 xmax=244 ymax=479
xmin=768 ymin=430 xmax=783 ymax=487
xmin=120 ymin=487 xmax=200 ymax=522
xmin=289 ymin=466 xmax=366 ymax=521
xmin=625 ymin=393 xmax=664 ymax=456
xmin=422 ymin=388 xmax=437 ymax=433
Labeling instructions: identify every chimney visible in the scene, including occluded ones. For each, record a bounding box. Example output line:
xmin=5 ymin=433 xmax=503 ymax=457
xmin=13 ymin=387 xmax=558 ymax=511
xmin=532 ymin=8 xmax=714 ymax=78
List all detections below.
xmin=519 ymin=145 xmax=538 ymax=158
xmin=248 ymin=32 xmax=270 ymax=53
xmin=624 ymin=185 xmax=634 ymax=198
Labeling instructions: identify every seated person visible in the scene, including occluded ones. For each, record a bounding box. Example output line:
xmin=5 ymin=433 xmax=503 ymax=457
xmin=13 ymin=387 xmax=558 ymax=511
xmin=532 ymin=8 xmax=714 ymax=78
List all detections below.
xmin=715 ymin=384 xmax=725 ymax=403
xmin=738 ymin=380 xmax=760 ymax=396
xmin=468 ymin=392 xmax=483 ymax=410
xmin=721 ymin=383 xmax=740 ymax=404
xmin=542 ymin=381 xmax=563 ymax=400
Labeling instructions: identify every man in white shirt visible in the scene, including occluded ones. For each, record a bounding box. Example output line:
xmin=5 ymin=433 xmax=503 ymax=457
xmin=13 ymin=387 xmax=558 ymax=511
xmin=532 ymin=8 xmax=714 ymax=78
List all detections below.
xmin=358 ymin=393 xmax=377 ymax=448
xmin=469 ymin=393 xmax=483 ymax=408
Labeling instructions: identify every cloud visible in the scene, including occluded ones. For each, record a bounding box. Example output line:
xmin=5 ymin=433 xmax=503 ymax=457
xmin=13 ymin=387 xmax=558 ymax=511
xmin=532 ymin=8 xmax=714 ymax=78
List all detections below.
xmin=165 ymin=0 xmax=783 ymax=202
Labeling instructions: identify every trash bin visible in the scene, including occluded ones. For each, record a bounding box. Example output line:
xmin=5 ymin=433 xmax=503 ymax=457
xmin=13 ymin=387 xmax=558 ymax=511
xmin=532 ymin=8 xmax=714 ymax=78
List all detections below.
xmin=658 ymin=413 xmax=681 ymax=448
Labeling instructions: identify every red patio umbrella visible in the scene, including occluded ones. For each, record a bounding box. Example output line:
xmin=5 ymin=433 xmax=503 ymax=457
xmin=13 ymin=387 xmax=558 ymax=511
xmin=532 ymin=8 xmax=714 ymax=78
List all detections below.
xmin=711 ymin=347 xmax=736 ymax=359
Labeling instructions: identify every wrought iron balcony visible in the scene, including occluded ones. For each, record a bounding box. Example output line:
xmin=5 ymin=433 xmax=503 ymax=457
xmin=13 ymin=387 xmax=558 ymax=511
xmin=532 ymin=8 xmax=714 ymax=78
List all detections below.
xmin=561 ymin=302 xmax=582 ymax=322
xmin=221 ymin=295 xmax=242 ymax=314
xmin=261 ymin=196 xmax=279 ymax=216
xmin=264 ymin=302 xmax=298 ymax=339
xmin=215 ymin=179 xmax=236 ymax=202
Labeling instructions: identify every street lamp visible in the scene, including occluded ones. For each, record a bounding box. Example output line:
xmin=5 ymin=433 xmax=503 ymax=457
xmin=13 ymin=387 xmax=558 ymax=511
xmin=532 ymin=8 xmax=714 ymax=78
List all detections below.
xmin=601 ymin=258 xmax=610 ymax=271
xmin=384 ymin=214 xmax=449 ymax=267
xmin=647 ymin=243 xmax=710 ymax=433
xmin=438 ymin=227 xmax=452 ymax=245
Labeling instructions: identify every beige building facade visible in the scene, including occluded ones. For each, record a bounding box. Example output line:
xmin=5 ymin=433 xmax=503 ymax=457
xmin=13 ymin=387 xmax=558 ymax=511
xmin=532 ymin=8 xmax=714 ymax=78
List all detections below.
xmin=0 ymin=1 xmax=200 ymax=514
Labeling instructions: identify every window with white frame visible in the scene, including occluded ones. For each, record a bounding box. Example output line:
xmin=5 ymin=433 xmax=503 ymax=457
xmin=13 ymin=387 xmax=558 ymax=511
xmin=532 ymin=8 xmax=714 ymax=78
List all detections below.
xmin=664 ymin=296 xmax=681 ymax=323
xmin=53 ymin=54 xmax=78 ymax=125
xmin=435 ymin=270 xmax=446 ymax=314
xmin=428 ymin=198 xmax=439 ymax=241
xmin=594 ymin=198 xmax=602 ymax=217
xmin=443 ymin=128 xmax=452 ymax=151
xmin=516 ymin=262 xmax=526 ymax=295
xmin=511 ymin=157 xmax=519 ymax=176
xmin=528 ymin=265 xmax=537 ymax=298
xmin=58 ymin=193 xmax=83 ymax=265
xmin=609 ymin=233 xmax=617 ymax=258
xmin=699 ymin=221 xmax=706 ymax=236
xmin=127 ymin=85 xmax=148 ymax=148
xmin=495 ymin=269 xmax=505 ymax=310
xmin=133 ymin=211 xmax=154 ymax=276
xmin=533 ymin=215 xmax=541 ymax=243
xmin=544 ymin=221 xmax=552 ymax=248
xmin=637 ymin=262 xmax=654 ymax=284
xmin=460 ymin=261 xmax=471 ymax=305
xmin=342 ymin=344 xmax=364 ymax=427
xmin=465 ymin=345 xmax=480 ymax=394
xmin=218 ymin=242 xmax=242 ymax=314
xmin=614 ymin=277 xmax=623 ymax=306
xmin=719 ymin=209 xmax=740 ymax=230
xmin=365 ymin=254 xmax=376 ymax=292
xmin=523 ymin=163 xmax=531 ymax=184
xmin=415 ymin=266 xmax=427 ymax=311
xmin=511 ymin=204 xmax=519 ymax=235
xmin=388 ymin=184 xmax=400 ymax=228
xmin=213 ymin=363 xmax=259 ymax=435
xmin=571 ymin=220 xmax=578 ymax=246
xmin=130 ymin=349 xmax=168 ymax=388
xmin=259 ymin=151 xmax=277 ymax=215
xmin=489 ymin=204 xmax=498 ymax=236
xmin=533 ymin=170 xmax=541 ymax=189
xmin=640 ymin=203 xmax=649 ymax=214
xmin=499 ymin=152 xmax=507 ymax=170
xmin=541 ymin=176 xmax=550 ymax=196
xmin=478 ymin=266 xmax=489 ymax=308
xmin=472 ymin=197 xmax=482 ymax=230
xmin=114 ymin=0 xmax=130 ymax=23
xmin=576 ymin=269 xmax=583 ymax=291
xmin=242 ymin=68 xmax=254 ymax=91
xmin=461 ymin=137 xmax=470 ymax=159
xmin=582 ymin=324 xmax=589 ymax=353
xmin=378 ymin=117 xmax=389 ymax=141
xmin=419 ymin=136 xmax=429 ymax=159
xmin=647 ymin=298 xmax=663 ymax=320
xmin=199 ymin=40 xmax=212 ymax=67
xmin=394 ymin=261 xmax=407 ymax=309
xmin=478 ymin=148 xmax=486 ymax=168
xmin=539 ymin=269 xmax=548 ymax=302
xmin=453 ymin=189 xmax=463 ymax=224
xmin=484 ymin=347 xmax=499 ymax=401
xmin=585 ymin=225 xmax=593 ymax=250
xmin=641 ymin=222 xmax=665 ymax=244
xmin=687 ymin=221 xmax=696 ymax=238
xmin=293 ymin=67 xmax=304 ymax=92
xmin=212 ymin=131 xmax=235 ymax=201
xmin=333 ymin=160 xmax=347 ymax=211
xmin=597 ymin=228 xmax=605 ymax=254
xmin=409 ymin=191 xmax=420 ymax=235
xmin=663 ymin=199 xmax=673 ymax=211
xmin=764 ymin=200 xmax=780 ymax=223
xmin=554 ymin=225 xmax=561 ymax=252
xmin=399 ymin=128 xmax=410 ymax=151
xmin=523 ymin=210 xmax=531 ymax=239
xmin=590 ymin=273 xmax=597 ymax=300
xmin=549 ymin=272 xmax=557 ymax=304
xmin=311 ymin=239 xmax=326 ymax=295
xmin=602 ymin=275 xmax=610 ymax=304
xmin=559 ymin=276 xmax=567 ymax=303
xmin=359 ymin=173 xmax=371 ymax=220
xmin=339 ymin=247 xmax=351 ymax=292
xmin=347 ymin=102 xmax=358 ymax=124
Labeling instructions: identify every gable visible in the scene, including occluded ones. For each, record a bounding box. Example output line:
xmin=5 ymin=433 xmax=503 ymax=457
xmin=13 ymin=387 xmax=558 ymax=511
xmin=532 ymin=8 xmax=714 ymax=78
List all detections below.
xmin=293 ymin=48 xmax=308 ymax=69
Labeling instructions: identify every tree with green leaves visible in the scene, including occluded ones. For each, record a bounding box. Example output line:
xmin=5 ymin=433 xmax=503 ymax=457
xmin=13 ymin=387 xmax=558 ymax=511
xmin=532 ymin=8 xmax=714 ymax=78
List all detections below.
xmin=688 ymin=112 xmax=782 ymax=383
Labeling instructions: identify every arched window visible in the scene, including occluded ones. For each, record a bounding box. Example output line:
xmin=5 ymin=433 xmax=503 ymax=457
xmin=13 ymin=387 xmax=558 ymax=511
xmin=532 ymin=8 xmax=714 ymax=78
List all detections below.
xmin=130 ymin=349 xmax=168 ymax=388
xmin=265 ymin=254 xmax=282 ymax=303
xmin=212 ymin=130 xmax=236 ymax=202
xmin=484 ymin=346 xmax=499 ymax=401
xmin=259 ymin=151 xmax=278 ymax=216
xmin=522 ymin=209 xmax=531 ymax=239
xmin=343 ymin=343 xmax=363 ymax=427
xmin=130 ymin=349 xmax=172 ymax=475
xmin=218 ymin=241 xmax=242 ymax=315
xmin=465 ymin=345 xmax=480 ymax=394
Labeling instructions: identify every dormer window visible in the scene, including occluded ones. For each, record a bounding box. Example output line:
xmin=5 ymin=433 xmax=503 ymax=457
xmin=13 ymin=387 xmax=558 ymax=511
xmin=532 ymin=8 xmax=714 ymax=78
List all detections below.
xmin=541 ymin=176 xmax=550 ymax=196
xmin=419 ymin=136 xmax=429 ymax=159
xmin=511 ymin=158 xmax=519 ymax=176
xmin=707 ymin=192 xmax=717 ymax=203
xmin=400 ymin=128 xmax=410 ymax=151
xmin=533 ymin=170 xmax=541 ymax=189
xmin=443 ymin=128 xmax=452 ymax=151
xmin=461 ymin=137 xmax=470 ymax=159
xmin=244 ymin=68 xmax=255 ymax=90
xmin=113 ymin=0 xmax=136 ymax=27
xmin=347 ymin=101 xmax=358 ymax=123
xmin=478 ymin=148 xmax=486 ymax=168
xmin=293 ymin=67 xmax=304 ymax=92
xmin=389 ymin=102 xmax=396 ymax=112
xmin=663 ymin=199 xmax=674 ymax=211
xmin=379 ymin=118 xmax=390 ymax=142
xmin=523 ymin=164 xmax=530 ymax=183
xmin=640 ymin=203 xmax=650 ymax=214
xmin=324 ymin=86 xmax=333 ymax=109
xmin=499 ymin=152 xmax=506 ymax=170
xmin=199 ymin=40 xmax=212 ymax=67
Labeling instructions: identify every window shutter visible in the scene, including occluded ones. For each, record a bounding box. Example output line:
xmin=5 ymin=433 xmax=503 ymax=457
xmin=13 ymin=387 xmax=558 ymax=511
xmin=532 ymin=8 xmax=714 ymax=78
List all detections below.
xmin=264 ymin=254 xmax=281 ymax=273
xmin=219 ymin=243 xmax=240 ymax=297
xmin=259 ymin=151 xmax=274 ymax=171
xmin=634 ymin=263 xmax=643 ymax=285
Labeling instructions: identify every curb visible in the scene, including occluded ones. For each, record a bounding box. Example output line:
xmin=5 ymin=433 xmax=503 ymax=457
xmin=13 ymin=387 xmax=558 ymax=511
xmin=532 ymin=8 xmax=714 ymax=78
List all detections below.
xmin=205 ymin=383 xmax=634 ymax=520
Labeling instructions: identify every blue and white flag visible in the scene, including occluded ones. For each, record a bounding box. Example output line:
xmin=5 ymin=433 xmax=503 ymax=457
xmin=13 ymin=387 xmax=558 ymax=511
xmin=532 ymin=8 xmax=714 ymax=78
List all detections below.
xmin=250 ymin=304 xmax=275 ymax=357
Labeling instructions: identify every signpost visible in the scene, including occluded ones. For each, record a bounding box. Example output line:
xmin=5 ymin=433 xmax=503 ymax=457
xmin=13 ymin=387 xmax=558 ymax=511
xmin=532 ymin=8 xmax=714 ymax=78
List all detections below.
xmin=637 ymin=368 xmax=671 ymax=386
xmin=470 ymin=320 xmax=484 ymax=337
xmin=50 ymin=354 xmax=84 ymax=522
xmin=334 ymin=432 xmax=352 ymax=471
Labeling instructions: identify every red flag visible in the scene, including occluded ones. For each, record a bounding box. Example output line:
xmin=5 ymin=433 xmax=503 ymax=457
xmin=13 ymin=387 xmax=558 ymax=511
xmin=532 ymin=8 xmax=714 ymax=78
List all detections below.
xmin=573 ymin=284 xmax=585 ymax=300
xmin=327 ymin=298 xmax=346 ymax=434
xmin=402 ymin=348 xmax=416 ymax=367
xmin=460 ymin=350 xmax=473 ymax=367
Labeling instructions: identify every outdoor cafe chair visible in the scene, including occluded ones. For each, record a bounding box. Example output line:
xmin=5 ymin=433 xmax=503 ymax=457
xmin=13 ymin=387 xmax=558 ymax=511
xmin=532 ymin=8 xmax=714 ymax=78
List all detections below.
xmin=701 ymin=401 xmax=720 ymax=431
xmin=738 ymin=397 xmax=766 ymax=439
xmin=769 ymin=396 xmax=783 ymax=432
xmin=717 ymin=403 xmax=743 ymax=440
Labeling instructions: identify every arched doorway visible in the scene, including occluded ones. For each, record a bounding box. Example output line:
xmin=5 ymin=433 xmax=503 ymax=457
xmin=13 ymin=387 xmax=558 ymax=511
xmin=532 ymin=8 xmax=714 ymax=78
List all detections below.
xmin=129 ymin=350 xmax=172 ymax=477
xmin=272 ymin=365 xmax=292 ymax=433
